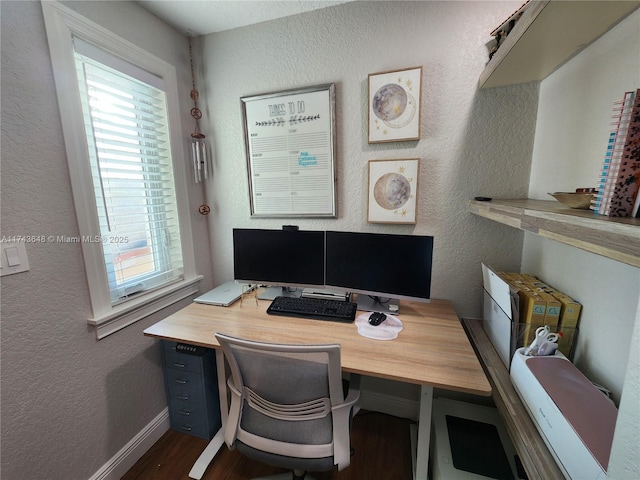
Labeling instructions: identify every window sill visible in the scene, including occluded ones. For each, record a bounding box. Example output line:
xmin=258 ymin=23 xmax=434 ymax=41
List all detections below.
xmin=88 ymin=275 xmax=203 ymax=339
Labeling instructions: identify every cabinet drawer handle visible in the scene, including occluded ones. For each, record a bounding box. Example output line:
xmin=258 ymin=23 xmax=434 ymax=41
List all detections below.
xmin=175 ymin=378 xmax=188 ymax=384
xmin=180 ymin=424 xmax=193 ymax=432
xmin=179 ymin=408 xmax=192 ymax=416
xmin=173 ymin=362 xmax=186 ymax=368
xmin=178 ymin=394 xmax=190 ymax=400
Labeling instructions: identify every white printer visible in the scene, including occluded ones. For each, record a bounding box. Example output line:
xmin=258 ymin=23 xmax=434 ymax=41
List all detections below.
xmin=510 ymin=348 xmax=618 ymax=479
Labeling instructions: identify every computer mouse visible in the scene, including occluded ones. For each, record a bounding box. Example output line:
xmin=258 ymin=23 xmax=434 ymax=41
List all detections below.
xmin=368 ymin=312 xmax=386 ymax=326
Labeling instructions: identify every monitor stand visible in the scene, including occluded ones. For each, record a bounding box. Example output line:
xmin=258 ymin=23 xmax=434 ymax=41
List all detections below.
xmin=356 ymin=295 xmax=399 ymax=314
xmin=258 ymin=286 xmax=302 ymax=301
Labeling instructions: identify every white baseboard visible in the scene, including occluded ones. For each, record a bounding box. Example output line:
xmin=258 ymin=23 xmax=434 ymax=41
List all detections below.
xmin=360 ymin=389 xmax=420 ymax=421
xmin=89 ymin=408 xmax=170 ymax=480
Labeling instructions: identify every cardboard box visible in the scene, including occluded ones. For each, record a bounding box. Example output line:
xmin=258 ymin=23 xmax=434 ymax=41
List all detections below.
xmin=539 ymin=291 xmax=561 ymax=327
xmin=509 ymin=282 xmax=546 ymax=346
xmin=487 ymin=268 xmax=581 ymax=360
xmin=551 ymin=291 xmax=582 ymax=330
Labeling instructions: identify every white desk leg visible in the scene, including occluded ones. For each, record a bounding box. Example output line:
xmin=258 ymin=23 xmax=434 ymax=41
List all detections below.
xmin=412 ymin=385 xmax=433 ymax=480
xmin=188 ymin=350 xmax=229 ymax=479
xmin=188 ymin=428 xmax=225 ymax=479
xmin=215 ymin=350 xmax=229 ymax=426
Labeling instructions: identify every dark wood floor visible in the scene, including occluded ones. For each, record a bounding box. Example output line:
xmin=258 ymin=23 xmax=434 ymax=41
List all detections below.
xmin=122 ymin=411 xmax=414 ymax=480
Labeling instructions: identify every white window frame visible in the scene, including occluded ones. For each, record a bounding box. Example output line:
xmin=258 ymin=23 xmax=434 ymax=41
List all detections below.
xmin=42 ymin=1 xmax=201 ymax=339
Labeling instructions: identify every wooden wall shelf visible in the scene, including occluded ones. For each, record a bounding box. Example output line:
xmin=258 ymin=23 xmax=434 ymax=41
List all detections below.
xmin=469 ymin=199 xmax=640 ymax=268
xmin=462 ymin=318 xmax=564 ymax=480
xmin=479 ymin=1 xmax=640 ymax=89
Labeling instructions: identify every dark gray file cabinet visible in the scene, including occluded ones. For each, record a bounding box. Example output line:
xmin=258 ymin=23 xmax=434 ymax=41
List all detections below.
xmin=162 ymin=340 xmax=221 ymax=439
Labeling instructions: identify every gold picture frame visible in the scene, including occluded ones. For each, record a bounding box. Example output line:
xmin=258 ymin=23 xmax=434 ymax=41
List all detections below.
xmin=367 ymin=158 xmax=419 ymax=224
xmin=368 ymin=66 xmax=422 ymax=143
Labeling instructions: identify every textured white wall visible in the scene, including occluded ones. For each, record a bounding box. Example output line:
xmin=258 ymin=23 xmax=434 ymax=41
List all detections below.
xmin=198 ymin=0 xmax=534 ymax=320
xmin=523 ymin=9 xmax=640 ymax=475
xmin=0 ymin=1 xmax=213 ymax=479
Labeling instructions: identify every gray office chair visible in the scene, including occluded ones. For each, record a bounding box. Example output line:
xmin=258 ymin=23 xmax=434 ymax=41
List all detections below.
xmin=215 ymin=332 xmax=361 ymax=480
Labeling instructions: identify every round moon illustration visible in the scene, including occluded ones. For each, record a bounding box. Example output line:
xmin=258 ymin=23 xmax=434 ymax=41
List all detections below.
xmin=373 ymin=173 xmax=411 ymax=210
xmin=384 ymin=92 xmax=416 ymax=128
xmin=372 ymin=84 xmax=407 ymax=122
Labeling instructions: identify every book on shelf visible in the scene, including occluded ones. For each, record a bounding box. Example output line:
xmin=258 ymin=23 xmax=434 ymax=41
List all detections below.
xmin=633 ymin=187 xmax=640 ymax=217
xmin=592 ymin=92 xmax=635 ymax=215
xmin=594 ymin=89 xmax=640 ymax=217
xmin=610 ymin=88 xmax=640 ymax=217
xmin=593 ymin=131 xmax=618 ymax=212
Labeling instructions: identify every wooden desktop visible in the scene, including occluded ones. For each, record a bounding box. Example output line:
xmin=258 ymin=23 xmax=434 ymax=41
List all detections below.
xmin=144 ymin=294 xmax=491 ymax=480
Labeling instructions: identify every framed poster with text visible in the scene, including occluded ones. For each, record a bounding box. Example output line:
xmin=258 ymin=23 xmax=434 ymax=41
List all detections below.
xmin=241 ymin=84 xmax=337 ymax=217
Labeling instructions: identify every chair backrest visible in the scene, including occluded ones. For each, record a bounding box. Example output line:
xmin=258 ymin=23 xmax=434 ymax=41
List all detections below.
xmin=215 ymin=332 xmax=355 ymax=472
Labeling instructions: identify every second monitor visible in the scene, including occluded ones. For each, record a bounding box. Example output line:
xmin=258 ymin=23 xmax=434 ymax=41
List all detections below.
xmin=325 ymin=231 xmax=433 ymax=313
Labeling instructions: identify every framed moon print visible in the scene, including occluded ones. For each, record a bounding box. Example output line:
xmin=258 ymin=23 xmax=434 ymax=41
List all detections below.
xmin=367 ymin=158 xmax=419 ymax=224
xmin=368 ymin=66 xmax=422 ymax=143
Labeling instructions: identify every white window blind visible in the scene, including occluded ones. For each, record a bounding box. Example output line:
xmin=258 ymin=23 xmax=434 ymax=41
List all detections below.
xmin=73 ymin=37 xmax=184 ymax=304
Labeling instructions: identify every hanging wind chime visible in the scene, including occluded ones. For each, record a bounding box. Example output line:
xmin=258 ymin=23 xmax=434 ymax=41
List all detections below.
xmin=188 ymin=35 xmax=211 ymax=215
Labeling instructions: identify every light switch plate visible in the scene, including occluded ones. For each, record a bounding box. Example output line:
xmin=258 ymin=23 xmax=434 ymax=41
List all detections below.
xmin=0 ymin=242 xmax=30 ymax=276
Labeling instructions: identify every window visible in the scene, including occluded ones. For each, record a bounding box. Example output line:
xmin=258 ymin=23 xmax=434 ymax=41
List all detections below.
xmin=73 ymin=38 xmax=185 ymax=303
xmin=43 ymin=2 xmax=201 ymax=338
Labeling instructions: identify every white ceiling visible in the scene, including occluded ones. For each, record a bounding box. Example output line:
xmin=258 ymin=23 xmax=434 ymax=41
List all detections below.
xmin=137 ymin=0 xmax=353 ymax=36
